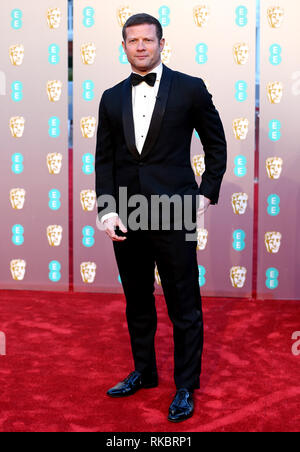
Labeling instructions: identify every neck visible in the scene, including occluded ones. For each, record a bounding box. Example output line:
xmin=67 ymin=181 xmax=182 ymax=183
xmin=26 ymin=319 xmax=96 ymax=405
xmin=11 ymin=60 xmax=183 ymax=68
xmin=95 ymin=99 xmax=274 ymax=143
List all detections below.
xmin=131 ymin=60 xmax=162 ymax=76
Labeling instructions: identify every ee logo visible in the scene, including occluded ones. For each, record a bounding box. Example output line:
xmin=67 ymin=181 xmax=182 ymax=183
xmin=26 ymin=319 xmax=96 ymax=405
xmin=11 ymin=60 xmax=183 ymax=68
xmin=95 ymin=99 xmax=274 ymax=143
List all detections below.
xmin=235 ymin=81 xmax=248 ymax=102
xmin=49 ymin=189 xmax=61 ymax=211
xmin=82 ymin=226 xmax=95 ymax=248
xmin=83 ymin=7 xmax=95 ymax=28
xmin=11 ymin=9 xmax=23 ymax=30
xmin=266 ymin=268 xmax=279 ymax=290
xmin=11 ymin=81 xmax=23 ymax=102
xmin=233 ymin=230 xmax=246 ymax=251
xmin=267 ymin=194 xmax=280 ymax=216
xmin=235 ymin=6 xmax=248 ymax=27
xmin=159 ymin=6 xmax=170 ymax=27
xmin=196 ymin=43 xmax=208 ymax=65
xmin=234 ymin=155 xmax=247 ymax=177
xmin=269 ymin=44 xmax=282 ymax=66
xmin=82 ymin=153 xmax=94 ymax=175
xmin=49 ymin=116 xmax=61 ymax=138
xmin=269 ymin=119 xmax=281 ymax=142
xmin=12 ymin=153 xmax=24 ymax=174
xmin=119 ymin=45 xmax=128 ymax=64
xmin=83 ymin=80 xmax=95 ymax=101
xmin=49 ymin=261 xmax=61 ymax=282
xmin=12 ymin=224 xmax=24 ymax=246
xmin=198 ymin=265 xmax=206 ymax=287
xmin=48 ymin=44 xmax=60 ymax=65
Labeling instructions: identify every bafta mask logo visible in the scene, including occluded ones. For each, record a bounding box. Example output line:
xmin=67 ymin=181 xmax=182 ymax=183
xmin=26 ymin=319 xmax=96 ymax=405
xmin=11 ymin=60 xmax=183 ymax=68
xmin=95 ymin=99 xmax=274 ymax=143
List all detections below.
xmin=154 ymin=265 xmax=161 ymax=286
xmin=265 ymin=231 xmax=282 ymax=254
xmin=193 ymin=5 xmax=210 ymax=28
xmin=233 ymin=43 xmax=249 ymax=65
xmin=80 ymin=262 xmax=97 ymax=284
xmin=47 ymin=8 xmax=62 ymax=29
xmin=266 ymin=157 xmax=283 ymax=180
xmin=233 ymin=118 xmax=249 ymax=141
xmin=267 ymin=81 xmax=283 ymax=104
xmin=10 ymin=188 xmax=26 ymax=210
xmin=10 ymin=259 xmax=26 ymax=281
xmin=232 ymin=193 xmax=249 ymax=215
xmin=81 ymin=42 xmax=96 ymax=65
xmin=80 ymin=190 xmax=96 ymax=212
xmin=192 ymin=154 xmax=205 ymax=177
xmin=47 ymin=153 xmax=63 ymax=175
xmin=9 ymin=44 xmax=24 ymax=66
xmin=161 ymin=42 xmax=172 ymax=65
xmin=47 ymin=225 xmax=63 ymax=247
xmin=80 ymin=116 xmax=96 ymax=139
xmin=230 ymin=266 xmax=247 ymax=289
xmin=267 ymin=6 xmax=284 ymax=28
xmin=197 ymin=228 xmax=208 ymax=251
xmin=47 ymin=80 xmax=62 ymax=102
xmin=117 ymin=6 xmax=133 ymax=27
xmin=10 ymin=116 xmax=25 ymax=138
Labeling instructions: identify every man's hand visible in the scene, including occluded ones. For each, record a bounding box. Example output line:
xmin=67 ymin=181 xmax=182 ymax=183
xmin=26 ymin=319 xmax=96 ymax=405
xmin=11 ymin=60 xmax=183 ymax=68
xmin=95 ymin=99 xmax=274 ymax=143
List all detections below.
xmin=103 ymin=215 xmax=128 ymax=242
xmin=197 ymin=196 xmax=211 ymax=217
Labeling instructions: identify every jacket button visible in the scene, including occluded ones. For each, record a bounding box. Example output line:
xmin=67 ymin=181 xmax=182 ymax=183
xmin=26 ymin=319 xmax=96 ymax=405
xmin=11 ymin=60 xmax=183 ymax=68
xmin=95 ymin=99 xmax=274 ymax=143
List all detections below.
xmin=139 ymin=161 xmax=144 ymax=166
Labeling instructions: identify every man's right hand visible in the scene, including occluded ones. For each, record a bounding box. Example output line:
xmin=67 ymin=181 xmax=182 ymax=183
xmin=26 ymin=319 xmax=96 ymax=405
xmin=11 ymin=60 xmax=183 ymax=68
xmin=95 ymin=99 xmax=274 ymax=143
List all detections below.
xmin=103 ymin=215 xmax=128 ymax=242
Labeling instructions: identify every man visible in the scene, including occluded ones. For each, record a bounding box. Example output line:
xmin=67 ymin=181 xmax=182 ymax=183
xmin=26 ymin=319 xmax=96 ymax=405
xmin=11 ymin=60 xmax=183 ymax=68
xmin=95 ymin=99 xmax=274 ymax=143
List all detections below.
xmin=95 ymin=13 xmax=227 ymax=422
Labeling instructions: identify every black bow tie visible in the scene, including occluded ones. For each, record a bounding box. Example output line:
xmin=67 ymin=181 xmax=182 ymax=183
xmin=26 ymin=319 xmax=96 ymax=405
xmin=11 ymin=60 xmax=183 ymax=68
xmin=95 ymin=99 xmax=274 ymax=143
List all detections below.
xmin=131 ymin=72 xmax=157 ymax=87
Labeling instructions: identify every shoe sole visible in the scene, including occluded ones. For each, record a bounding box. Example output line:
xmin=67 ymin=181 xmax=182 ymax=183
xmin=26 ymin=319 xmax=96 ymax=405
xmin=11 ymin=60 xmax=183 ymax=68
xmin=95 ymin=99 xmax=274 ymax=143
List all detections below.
xmin=107 ymin=382 xmax=159 ymax=398
xmin=167 ymin=411 xmax=194 ymax=423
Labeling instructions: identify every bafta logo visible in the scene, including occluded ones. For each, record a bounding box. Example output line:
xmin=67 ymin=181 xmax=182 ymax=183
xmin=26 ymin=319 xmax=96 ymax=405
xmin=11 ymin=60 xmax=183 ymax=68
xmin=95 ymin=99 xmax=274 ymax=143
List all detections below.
xmin=80 ymin=190 xmax=96 ymax=212
xmin=10 ymin=259 xmax=26 ymax=281
xmin=10 ymin=188 xmax=26 ymax=210
xmin=161 ymin=42 xmax=172 ymax=65
xmin=47 ymin=153 xmax=63 ymax=175
xmin=265 ymin=231 xmax=282 ymax=254
xmin=117 ymin=6 xmax=133 ymax=27
xmin=9 ymin=44 xmax=24 ymax=66
xmin=80 ymin=117 xmax=96 ymax=138
xmin=266 ymin=157 xmax=283 ymax=180
xmin=197 ymin=228 xmax=208 ymax=251
xmin=47 ymin=8 xmax=62 ymax=29
xmin=154 ymin=265 xmax=161 ymax=286
xmin=230 ymin=266 xmax=247 ymax=289
xmin=193 ymin=5 xmax=210 ymax=28
xmin=47 ymin=80 xmax=62 ymax=102
xmin=267 ymin=6 xmax=284 ymax=28
xmin=233 ymin=118 xmax=249 ymax=141
xmin=47 ymin=225 xmax=63 ymax=247
xmin=80 ymin=43 xmax=96 ymax=65
xmin=10 ymin=116 xmax=25 ymax=138
xmin=192 ymin=154 xmax=205 ymax=177
xmin=267 ymin=82 xmax=283 ymax=104
xmin=233 ymin=43 xmax=249 ymax=66
xmin=80 ymin=262 xmax=97 ymax=284
xmin=231 ymin=193 xmax=249 ymax=215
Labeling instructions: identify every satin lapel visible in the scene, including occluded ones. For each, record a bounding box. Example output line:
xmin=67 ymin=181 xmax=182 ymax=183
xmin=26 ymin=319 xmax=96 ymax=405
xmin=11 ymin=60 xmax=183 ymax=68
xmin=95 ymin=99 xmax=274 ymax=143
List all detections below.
xmin=140 ymin=65 xmax=174 ymax=160
xmin=122 ymin=76 xmax=140 ymax=161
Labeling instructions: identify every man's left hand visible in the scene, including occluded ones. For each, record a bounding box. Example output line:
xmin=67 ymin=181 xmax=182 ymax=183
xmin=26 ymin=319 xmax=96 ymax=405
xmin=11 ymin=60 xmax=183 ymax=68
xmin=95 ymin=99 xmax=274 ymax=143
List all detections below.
xmin=197 ymin=196 xmax=211 ymax=216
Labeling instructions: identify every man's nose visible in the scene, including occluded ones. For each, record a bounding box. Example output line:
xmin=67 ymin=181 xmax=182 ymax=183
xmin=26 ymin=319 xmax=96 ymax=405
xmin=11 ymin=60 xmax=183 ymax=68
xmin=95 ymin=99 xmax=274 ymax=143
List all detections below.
xmin=137 ymin=40 xmax=146 ymax=51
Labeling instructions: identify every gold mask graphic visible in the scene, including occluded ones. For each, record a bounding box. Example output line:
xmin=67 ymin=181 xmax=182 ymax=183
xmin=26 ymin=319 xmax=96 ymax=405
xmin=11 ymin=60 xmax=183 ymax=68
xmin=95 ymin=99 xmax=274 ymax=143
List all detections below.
xmin=265 ymin=231 xmax=282 ymax=254
xmin=9 ymin=44 xmax=24 ymax=66
xmin=81 ymin=43 xmax=96 ymax=65
xmin=80 ymin=190 xmax=96 ymax=212
xmin=161 ymin=42 xmax=172 ymax=65
xmin=10 ymin=259 xmax=26 ymax=281
xmin=233 ymin=118 xmax=249 ymax=141
xmin=117 ymin=6 xmax=133 ymax=27
xmin=233 ymin=43 xmax=249 ymax=65
xmin=80 ymin=116 xmax=96 ymax=138
xmin=154 ymin=265 xmax=161 ymax=286
xmin=10 ymin=116 xmax=25 ymax=138
xmin=192 ymin=154 xmax=205 ymax=177
xmin=193 ymin=5 xmax=210 ymax=27
xmin=230 ymin=266 xmax=247 ymax=289
xmin=197 ymin=228 xmax=208 ymax=251
xmin=47 ymin=153 xmax=63 ymax=175
xmin=80 ymin=262 xmax=97 ymax=284
xmin=47 ymin=225 xmax=63 ymax=247
xmin=267 ymin=6 xmax=284 ymax=28
xmin=47 ymin=80 xmax=62 ymax=102
xmin=10 ymin=188 xmax=26 ymax=210
xmin=47 ymin=8 xmax=62 ymax=29
xmin=266 ymin=157 xmax=283 ymax=180
xmin=232 ymin=193 xmax=249 ymax=215
xmin=267 ymin=82 xmax=283 ymax=104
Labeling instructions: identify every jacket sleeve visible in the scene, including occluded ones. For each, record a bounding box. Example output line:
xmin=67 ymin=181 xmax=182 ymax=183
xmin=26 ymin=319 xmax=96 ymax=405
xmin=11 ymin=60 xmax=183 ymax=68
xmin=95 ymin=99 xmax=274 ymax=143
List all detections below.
xmin=95 ymin=90 xmax=116 ymax=217
xmin=193 ymin=79 xmax=227 ymax=205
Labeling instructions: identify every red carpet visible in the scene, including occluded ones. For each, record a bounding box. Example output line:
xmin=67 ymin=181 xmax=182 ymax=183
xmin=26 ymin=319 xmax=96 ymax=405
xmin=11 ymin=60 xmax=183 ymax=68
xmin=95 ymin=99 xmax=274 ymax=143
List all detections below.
xmin=0 ymin=290 xmax=299 ymax=432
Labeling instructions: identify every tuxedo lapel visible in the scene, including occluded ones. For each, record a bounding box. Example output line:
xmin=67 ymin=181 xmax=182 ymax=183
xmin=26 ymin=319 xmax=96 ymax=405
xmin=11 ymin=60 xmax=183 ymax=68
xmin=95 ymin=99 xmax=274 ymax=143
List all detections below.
xmin=122 ymin=76 xmax=140 ymax=161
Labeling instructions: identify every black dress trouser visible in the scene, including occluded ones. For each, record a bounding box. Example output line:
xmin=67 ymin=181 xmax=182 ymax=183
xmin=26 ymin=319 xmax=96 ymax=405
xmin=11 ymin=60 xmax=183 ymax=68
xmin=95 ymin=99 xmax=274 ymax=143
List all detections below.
xmin=113 ymin=227 xmax=204 ymax=392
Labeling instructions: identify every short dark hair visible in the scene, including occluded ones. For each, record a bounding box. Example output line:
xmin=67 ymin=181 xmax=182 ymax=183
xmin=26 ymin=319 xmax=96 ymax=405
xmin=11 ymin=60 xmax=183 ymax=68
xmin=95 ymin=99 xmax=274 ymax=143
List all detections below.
xmin=122 ymin=13 xmax=163 ymax=42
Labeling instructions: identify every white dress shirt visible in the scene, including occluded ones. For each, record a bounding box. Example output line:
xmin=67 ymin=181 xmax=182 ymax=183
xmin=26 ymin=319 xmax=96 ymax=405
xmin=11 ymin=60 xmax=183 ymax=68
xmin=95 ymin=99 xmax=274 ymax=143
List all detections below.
xmin=101 ymin=62 xmax=163 ymax=224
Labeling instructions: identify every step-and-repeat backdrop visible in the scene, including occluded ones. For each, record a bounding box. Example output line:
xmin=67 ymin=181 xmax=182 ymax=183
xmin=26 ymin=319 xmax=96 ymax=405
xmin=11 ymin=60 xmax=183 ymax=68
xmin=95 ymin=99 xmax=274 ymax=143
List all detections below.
xmin=257 ymin=0 xmax=300 ymax=299
xmin=0 ymin=1 xmax=69 ymax=290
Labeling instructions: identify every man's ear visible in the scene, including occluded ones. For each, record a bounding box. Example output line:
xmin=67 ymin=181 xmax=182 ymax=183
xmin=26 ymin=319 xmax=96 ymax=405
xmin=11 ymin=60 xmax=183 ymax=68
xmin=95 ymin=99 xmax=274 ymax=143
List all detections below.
xmin=160 ymin=38 xmax=165 ymax=53
xmin=122 ymin=41 xmax=126 ymax=51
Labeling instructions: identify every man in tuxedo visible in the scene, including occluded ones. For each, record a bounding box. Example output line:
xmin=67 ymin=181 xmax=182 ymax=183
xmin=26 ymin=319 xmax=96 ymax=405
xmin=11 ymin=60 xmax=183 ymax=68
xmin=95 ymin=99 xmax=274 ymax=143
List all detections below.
xmin=95 ymin=13 xmax=227 ymax=422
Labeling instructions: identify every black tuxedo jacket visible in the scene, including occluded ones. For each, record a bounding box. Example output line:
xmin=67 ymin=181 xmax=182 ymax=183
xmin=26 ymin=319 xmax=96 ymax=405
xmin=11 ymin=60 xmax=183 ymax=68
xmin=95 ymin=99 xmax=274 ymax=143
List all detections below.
xmin=95 ymin=64 xmax=227 ymax=223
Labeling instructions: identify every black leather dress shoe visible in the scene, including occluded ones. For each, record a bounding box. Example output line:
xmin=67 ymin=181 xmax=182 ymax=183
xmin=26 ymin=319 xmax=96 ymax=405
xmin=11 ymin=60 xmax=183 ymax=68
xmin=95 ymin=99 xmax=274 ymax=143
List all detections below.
xmin=168 ymin=388 xmax=194 ymax=422
xmin=107 ymin=371 xmax=158 ymax=398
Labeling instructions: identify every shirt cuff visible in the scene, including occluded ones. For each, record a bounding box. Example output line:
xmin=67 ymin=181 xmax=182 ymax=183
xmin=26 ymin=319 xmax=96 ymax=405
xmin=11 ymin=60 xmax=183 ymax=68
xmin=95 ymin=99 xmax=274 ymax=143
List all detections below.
xmin=100 ymin=212 xmax=118 ymax=224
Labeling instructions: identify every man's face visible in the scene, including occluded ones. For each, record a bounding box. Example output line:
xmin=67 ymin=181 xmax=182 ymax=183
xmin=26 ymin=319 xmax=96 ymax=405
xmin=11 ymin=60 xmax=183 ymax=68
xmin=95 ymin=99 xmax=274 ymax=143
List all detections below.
xmin=122 ymin=24 xmax=165 ymax=74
